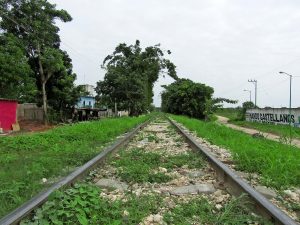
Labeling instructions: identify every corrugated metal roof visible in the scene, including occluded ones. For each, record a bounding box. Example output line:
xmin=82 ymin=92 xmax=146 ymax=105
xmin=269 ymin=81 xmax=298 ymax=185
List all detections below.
xmin=0 ymin=98 xmax=18 ymax=102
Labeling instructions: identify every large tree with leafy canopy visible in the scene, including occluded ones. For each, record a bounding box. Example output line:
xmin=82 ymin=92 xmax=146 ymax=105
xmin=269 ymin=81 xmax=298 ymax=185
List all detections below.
xmin=161 ymin=79 xmax=237 ymax=120
xmin=0 ymin=33 xmax=36 ymax=102
xmin=0 ymin=0 xmax=75 ymax=124
xmin=96 ymin=40 xmax=178 ymax=116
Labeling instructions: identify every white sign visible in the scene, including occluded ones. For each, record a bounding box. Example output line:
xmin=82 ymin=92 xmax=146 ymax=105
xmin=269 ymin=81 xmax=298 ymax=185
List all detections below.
xmin=246 ymin=108 xmax=300 ymax=127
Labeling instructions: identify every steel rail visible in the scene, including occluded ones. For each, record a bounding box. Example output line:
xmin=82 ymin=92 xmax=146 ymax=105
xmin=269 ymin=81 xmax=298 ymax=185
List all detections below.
xmin=0 ymin=119 xmax=151 ymax=225
xmin=168 ymin=118 xmax=297 ymax=225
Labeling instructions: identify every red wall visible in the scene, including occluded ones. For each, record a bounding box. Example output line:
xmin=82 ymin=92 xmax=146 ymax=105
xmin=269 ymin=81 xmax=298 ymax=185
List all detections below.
xmin=0 ymin=100 xmax=18 ymax=131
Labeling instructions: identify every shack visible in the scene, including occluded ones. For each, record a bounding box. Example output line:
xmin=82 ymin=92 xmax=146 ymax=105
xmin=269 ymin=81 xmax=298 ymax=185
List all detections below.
xmin=0 ymin=98 xmax=18 ymax=131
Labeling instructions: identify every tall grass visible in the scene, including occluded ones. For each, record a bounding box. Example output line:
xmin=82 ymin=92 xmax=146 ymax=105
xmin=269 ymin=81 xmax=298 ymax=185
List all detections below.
xmin=216 ymin=108 xmax=241 ymax=121
xmin=231 ymin=120 xmax=300 ymax=140
xmin=0 ymin=115 xmax=150 ymax=218
xmin=170 ymin=115 xmax=300 ymax=190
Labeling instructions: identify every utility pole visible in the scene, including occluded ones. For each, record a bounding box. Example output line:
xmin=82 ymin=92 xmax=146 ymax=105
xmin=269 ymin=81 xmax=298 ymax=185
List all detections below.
xmin=248 ymin=79 xmax=257 ymax=107
xmin=243 ymin=89 xmax=252 ymax=102
xmin=279 ymin=71 xmax=294 ymax=146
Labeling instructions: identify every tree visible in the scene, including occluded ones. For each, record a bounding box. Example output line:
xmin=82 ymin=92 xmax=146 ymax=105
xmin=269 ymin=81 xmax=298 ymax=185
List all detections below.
xmin=204 ymin=97 xmax=238 ymax=121
xmin=96 ymin=40 xmax=178 ymax=116
xmin=161 ymin=79 xmax=237 ymax=120
xmin=239 ymin=101 xmax=255 ymax=120
xmin=1 ymin=0 xmax=72 ymax=124
xmin=0 ymin=33 xmax=36 ymax=101
xmin=46 ymin=51 xmax=83 ymax=122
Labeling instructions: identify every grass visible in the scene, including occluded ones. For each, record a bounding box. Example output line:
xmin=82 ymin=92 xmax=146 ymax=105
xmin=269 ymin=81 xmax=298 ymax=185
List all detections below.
xmin=231 ymin=120 xmax=300 ymax=140
xmin=112 ymin=148 xmax=172 ymax=183
xmin=21 ymin=183 xmax=163 ymax=225
xmin=0 ymin=115 xmax=150 ymax=218
xmin=170 ymin=115 xmax=300 ymax=189
xmin=111 ymin=147 xmax=204 ymax=183
xmin=216 ymin=108 xmax=300 ymax=140
xmin=216 ymin=108 xmax=240 ymax=121
xmin=22 ymin=183 xmax=270 ymax=225
xmin=164 ymin=196 xmax=272 ymax=225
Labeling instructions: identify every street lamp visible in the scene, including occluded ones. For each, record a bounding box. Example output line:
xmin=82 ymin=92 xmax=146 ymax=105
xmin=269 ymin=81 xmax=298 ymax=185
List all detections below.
xmin=278 ymin=71 xmax=299 ymax=146
xmin=243 ymin=89 xmax=252 ymax=102
xmin=248 ymin=79 xmax=257 ymax=107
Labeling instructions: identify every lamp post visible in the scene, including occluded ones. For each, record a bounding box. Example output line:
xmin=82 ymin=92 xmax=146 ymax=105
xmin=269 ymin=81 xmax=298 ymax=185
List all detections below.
xmin=279 ymin=71 xmax=293 ymax=145
xmin=243 ymin=89 xmax=252 ymax=102
xmin=248 ymin=79 xmax=257 ymax=107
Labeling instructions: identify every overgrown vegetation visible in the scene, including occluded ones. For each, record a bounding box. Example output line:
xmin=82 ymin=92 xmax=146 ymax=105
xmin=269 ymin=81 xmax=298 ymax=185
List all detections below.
xmin=21 ymin=183 xmax=163 ymax=225
xmin=216 ymin=107 xmax=300 ymax=140
xmin=171 ymin=115 xmax=300 ymax=189
xmin=216 ymin=108 xmax=241 ymax=121
xmin=231 ymin=121 xmax=300 ymax=140
xmin=0 ymin=0 xmax=82 ymax=123
xmin=161 ymin=79 xmax=236 ymax=120
xmin=111 ymin=148 xmax=204 ymax=183
xmin=0 ymin=116 xmax=149 ymax=218
xmin=164 ymin=196 xmax=271 ymax=225
xmin=21 ymin=183 xmax=270 ymax=225
xmin=96 ymin=40 xmax=178 ymax=116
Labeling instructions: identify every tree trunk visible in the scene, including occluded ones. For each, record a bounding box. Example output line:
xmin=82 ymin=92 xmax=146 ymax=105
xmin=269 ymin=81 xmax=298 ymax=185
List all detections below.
xmin=41 ymin=81 xmax=48 ymax=125
xmin=37 ymin=43 xmax=48 ymax=125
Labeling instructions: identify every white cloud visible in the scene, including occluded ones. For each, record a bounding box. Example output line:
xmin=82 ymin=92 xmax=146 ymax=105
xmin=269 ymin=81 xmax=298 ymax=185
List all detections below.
xmin=50 ymin=0 xmax=300 ymax=107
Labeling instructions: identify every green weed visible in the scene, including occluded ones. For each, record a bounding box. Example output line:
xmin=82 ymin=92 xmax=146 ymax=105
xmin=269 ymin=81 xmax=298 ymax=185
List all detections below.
xmin=231 ymin=120 xmax=300 ymax=140
xmin=112 ymin=149 xmax=171 ymax=183
xmin=164 ymin=196 xmax=272 ymax=225
xmin=171 ymin=115 xmax=300 ymax=189
xmin=21 ymin=183 xmax=163 ymax=225
xmin=0 ymin=115 xmax=150 ymax=218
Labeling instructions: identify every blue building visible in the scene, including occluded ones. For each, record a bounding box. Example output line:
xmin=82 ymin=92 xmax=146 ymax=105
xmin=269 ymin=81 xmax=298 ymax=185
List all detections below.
xmin=76 ymin=96 xmax=96 ymax=109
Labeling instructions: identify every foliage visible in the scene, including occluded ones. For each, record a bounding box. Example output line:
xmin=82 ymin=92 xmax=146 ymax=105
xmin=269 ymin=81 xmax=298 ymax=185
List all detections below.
xmin=238 ymin=101 xmax=255 ymax=120
xmin=162 ymin=79 xmax=236 ymax=120
xmin=0 ymin=0 xmax=79 ymax=123
xmin=216 ymin=108 xmax=241 ymax=121
xmin=96 ymin=40 xmax=178 ymax=116
xmin=231 ymin=120 xmax=300 ymax=140
xmin=161 ymin=79 xmax=214 ymax=119
xmin=45 ymin=51 xmax=83 ymax=121
xmin=112 ymin=148 xmax=172 ymax=183
xmin=21 ymin=183 xmax=163 ymax=225
xmin=204 ymin=97 xmax=237 ymax=121
xmin=171 ymin=115 xmax=300 ymax=189
xmin=0 ymin=115 xmax=150 ymax=218
xmin=0 ymin=33 xmax=36 ymax=102
xmin=164 ymin=196 xmax=271 ymax=225
xmin=111 ymin=147 xmax=203 ymax=183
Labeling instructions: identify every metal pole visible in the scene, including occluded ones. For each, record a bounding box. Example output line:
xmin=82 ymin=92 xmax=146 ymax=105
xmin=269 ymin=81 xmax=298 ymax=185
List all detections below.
xmin=248 ymin=79 xmax=257 ymax=107
xmin=250 ymin=90 xmax=252 ymax=102
xmin=255 ymin=81 xmax=257 ymax=107
xmin=279 ymin=71 xmax=293 ymax=147
xmin=289 ymin=75 xmax=292 ymax=146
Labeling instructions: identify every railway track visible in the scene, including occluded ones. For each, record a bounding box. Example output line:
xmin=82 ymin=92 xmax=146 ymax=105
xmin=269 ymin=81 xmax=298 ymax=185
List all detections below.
xmin=0 ymin=117 xmax=297 ymax=225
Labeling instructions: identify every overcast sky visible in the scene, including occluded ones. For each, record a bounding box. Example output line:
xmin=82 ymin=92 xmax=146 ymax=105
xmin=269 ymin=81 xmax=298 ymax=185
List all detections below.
xmin=49 ymin=0 xmax=300 ymax=108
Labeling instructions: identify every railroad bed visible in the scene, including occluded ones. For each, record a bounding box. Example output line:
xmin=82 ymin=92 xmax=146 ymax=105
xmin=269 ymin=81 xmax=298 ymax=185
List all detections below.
xmin=1 ymin=117 xmax=298 ymax=225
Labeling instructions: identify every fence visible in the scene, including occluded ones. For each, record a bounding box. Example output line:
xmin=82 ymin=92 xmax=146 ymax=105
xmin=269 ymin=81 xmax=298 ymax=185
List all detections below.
xmin=17 ymin=104 xmax=44 ymax=121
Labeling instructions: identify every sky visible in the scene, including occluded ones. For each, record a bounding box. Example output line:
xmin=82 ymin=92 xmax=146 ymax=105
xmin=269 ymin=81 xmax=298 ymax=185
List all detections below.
xmin=49 ymin=0 xmax=300 ymax=108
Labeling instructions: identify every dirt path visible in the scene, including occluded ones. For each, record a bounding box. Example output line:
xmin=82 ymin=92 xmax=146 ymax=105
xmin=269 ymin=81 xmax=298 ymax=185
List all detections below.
xmin=217 ymin=116 xmax=300 ymax=148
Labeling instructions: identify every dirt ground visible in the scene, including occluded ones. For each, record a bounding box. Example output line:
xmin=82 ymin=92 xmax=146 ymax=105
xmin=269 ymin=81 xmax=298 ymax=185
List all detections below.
xmin=217 ymin=116 xmax=300 ymax=148
xmin=6 ymin=120 xmax=56 ymax=136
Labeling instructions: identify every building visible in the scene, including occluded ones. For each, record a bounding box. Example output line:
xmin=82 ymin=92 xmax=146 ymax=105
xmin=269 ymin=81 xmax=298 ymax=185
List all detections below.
xmin=76 ymin=84 xmax=96 ymax=109
xmin=0 ymin=98 xmax=18 ymax=131
xmin=77 ymin=96 xmax=96 ymax=109
xmin=79 ymin=84 xmax=96 ymax=97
